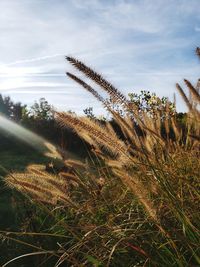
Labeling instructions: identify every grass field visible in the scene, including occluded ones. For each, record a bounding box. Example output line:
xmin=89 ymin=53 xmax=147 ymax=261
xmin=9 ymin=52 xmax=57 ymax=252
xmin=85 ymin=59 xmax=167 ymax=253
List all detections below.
xmin=0 ymin=52 xmax=199 ymax=266
xmin=0 ymin=146 xmax=54 ymax=266
xmin=0 ymin=144 xmax=52 ymax=225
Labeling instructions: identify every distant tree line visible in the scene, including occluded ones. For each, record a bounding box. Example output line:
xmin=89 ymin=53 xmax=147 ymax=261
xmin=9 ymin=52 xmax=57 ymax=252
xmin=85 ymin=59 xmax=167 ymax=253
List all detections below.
xmin=0 ymin=95 xmax=87 ymax=157
xmin=0 ymin=92 xmax=187 ymax=156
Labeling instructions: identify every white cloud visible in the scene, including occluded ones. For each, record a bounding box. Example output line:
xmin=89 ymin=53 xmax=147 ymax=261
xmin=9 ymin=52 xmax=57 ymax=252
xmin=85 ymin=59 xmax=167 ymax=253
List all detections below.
xmin=0 ymin=0 xmax=199 ymax=113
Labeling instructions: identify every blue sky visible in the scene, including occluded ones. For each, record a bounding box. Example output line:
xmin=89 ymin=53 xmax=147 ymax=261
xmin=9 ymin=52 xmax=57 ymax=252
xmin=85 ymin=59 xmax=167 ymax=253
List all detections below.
xmin=0 ymin=0 xmax=199 ymax=114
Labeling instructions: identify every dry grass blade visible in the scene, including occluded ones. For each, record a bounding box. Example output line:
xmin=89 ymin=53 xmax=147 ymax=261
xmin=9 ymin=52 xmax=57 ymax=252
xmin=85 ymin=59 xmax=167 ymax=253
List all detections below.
xmin=66 ymin=56 xmax=128 ymax=106
xmin=57 ymin=112 xmax=129 ymax=162
xmin=5 ymin=170 xmax=78 ymax=208
xmin=67 ymin=72 xmax=105 ymax=104
xmin=196 ymin=47 xmax=200 ymax=59
xmin=176 ymin=83 xmax=192 ymax=110
xmin=66 ymin=71 xmax=144 ymax=143
xmin=2 ymin=251 xmax=55 ymax=267
xmin=113 ymin=169 xmax=158 ymax=222
xmin=188 ymin=134 xmax=200 ymax=142
xmin=64 ymin=159 xmax=85 ymax=168
xmin=66 ymin=72 xmax=140 ymax=146
xmin=66 ymin=72 xmax=124 ymax=118
xmin=184 ymin=79 xmax=200 ymax=103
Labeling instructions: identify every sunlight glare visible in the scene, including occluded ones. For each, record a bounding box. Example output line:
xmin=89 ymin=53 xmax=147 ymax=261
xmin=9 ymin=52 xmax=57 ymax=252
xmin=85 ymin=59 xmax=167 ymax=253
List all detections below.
xmin=0 ymin=114 xmax=61 ymax=159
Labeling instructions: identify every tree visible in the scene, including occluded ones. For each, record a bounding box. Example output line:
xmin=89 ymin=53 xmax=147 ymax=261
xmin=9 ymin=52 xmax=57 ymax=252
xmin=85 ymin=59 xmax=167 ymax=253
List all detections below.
xmin=29 ymin=98 xmax=54 ymax=121
xmin=0 ymin=94 xmax=27 ymax=122
xmin=128 ymin=90 xmax=175 ymax=117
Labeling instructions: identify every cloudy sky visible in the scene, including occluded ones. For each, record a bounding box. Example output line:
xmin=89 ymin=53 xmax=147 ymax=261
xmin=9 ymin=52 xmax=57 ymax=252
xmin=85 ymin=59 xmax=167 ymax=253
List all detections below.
xmin=0 ymin=0 xmax=199 ymax=114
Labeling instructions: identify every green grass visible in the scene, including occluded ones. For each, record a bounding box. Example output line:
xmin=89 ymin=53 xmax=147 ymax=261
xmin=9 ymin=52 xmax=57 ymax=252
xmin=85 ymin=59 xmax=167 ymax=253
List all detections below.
xmin=0 ymin=142 xmax=86 ymax=267
xmin=0 ymin=148 xmax=50 ymax=176
xmin=0 ymin=145 xmax=51 ymax=228
xmin=0 ymin=145 xmax=54 ymax=266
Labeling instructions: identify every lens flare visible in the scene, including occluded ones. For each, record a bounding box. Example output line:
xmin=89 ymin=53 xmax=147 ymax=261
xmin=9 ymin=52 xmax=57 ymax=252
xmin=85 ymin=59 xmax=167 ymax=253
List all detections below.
xmin=0 ymin=114 xmax=61 ymax=159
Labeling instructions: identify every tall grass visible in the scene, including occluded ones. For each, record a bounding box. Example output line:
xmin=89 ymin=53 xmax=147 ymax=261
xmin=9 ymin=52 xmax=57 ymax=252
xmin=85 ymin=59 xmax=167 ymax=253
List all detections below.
xmin=4 ymin=49 xmax=200 ymax=266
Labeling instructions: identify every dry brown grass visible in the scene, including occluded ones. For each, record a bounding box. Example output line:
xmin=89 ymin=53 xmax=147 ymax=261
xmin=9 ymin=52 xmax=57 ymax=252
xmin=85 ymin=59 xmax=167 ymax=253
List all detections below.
xmin=4 ymin=49 xmax=200 ymax=266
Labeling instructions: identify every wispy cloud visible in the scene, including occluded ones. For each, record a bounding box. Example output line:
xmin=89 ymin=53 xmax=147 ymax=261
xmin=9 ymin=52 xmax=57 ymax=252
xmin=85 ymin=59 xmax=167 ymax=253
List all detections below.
xmin=195 ymin=26 xmax=200 ymax=32
xmin=1 ymin=54 xmax=65 ymax=67
xmin=0 ymin=0 xmax=199 ymax=113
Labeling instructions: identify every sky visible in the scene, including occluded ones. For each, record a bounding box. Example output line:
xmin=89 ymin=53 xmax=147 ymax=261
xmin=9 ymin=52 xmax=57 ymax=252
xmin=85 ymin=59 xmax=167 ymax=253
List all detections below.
xmin=0 ymin=0 xmax=199 ymax=114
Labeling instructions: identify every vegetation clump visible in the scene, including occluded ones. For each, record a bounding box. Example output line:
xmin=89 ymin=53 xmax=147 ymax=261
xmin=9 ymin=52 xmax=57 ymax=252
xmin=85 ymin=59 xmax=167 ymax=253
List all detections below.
xmin=1 ymin=48 xmax=200 ymax=267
